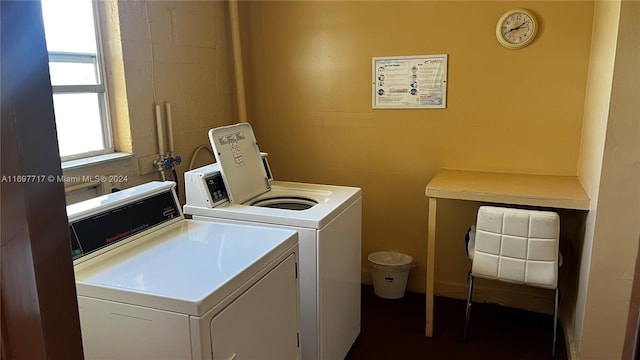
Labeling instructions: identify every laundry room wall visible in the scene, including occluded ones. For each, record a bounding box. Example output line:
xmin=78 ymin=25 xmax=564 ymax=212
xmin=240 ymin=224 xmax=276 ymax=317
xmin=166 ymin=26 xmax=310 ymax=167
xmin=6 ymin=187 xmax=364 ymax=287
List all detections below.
xmin=62 ymin=0 xmax=234 ymax=201
xmin=48 ymin=1 xmax=638 ymax=358
xmin=238 ymin=0 xmax=594 ymax=312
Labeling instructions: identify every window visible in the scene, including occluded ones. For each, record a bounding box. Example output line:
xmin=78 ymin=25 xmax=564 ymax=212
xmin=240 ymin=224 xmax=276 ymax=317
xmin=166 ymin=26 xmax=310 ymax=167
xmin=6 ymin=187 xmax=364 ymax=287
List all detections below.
xmin=40 ymin=0 xmax=113 ymax=161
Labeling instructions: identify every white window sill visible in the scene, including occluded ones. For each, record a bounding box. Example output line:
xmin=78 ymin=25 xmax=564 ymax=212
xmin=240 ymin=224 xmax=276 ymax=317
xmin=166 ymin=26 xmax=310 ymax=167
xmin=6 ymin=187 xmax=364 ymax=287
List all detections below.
xmin=61 ymin=152 xmax=132 ymax=170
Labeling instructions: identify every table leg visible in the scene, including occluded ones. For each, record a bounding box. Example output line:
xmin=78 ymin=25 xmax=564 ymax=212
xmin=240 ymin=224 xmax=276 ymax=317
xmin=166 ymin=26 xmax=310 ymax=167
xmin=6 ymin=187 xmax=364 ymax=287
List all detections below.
xmin=426 ymin=197 xmax=437 ymax=337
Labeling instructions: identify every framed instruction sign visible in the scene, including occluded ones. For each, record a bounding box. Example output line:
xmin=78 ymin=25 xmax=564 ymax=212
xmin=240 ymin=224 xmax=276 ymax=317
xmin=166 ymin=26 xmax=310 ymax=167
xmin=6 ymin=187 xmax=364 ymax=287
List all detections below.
xmin=372 ymin=54 xmax=448 ymax=109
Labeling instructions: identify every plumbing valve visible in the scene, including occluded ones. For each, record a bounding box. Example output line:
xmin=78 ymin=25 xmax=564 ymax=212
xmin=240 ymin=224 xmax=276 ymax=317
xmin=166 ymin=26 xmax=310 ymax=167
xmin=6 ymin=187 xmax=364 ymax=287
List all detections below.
xmin=155 ymin=155 xmax=182 ymax=171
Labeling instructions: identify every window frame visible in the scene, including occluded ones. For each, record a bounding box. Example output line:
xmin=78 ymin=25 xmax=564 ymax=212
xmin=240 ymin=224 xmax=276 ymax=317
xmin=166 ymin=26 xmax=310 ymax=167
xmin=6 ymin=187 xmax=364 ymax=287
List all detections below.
xmin=45 ymin=0 xmax=115 ymax=162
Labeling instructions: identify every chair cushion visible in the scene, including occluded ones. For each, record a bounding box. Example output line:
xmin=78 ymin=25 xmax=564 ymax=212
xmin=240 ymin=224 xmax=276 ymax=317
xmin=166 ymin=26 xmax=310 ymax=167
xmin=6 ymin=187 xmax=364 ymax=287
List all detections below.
xmin=471 ymin=206 xmax=559 ymax=289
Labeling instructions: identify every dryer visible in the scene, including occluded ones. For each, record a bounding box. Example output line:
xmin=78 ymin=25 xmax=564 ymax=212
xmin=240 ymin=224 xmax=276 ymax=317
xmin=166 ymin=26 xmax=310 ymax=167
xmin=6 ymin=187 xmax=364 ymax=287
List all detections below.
xmin=68 ymin=181 xmax=301 ymax=360
xmin=183 ymin=123 xmax=362 ymax=360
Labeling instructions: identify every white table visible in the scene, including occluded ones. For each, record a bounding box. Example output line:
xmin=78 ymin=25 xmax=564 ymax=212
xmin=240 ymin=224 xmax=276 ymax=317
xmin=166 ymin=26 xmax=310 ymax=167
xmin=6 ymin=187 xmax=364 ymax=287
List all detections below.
xmin=424 ymin=169 xmax=590 ymax=336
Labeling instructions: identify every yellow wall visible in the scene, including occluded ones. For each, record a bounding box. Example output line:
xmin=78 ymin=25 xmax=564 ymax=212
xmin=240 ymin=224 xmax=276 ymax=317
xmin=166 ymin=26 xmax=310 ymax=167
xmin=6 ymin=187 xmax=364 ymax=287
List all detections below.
xmin=573 ymin=0 xmax=621 ymax=356
xmin=57 ymin=1 xmax=639 ymax=357
xmin=576 ymin=1 xmax=640 ymax=358
xmin=240 ymin=0 xmax=594 ymax=309
xmin=63 ymin=1 xmax=235 ymax=198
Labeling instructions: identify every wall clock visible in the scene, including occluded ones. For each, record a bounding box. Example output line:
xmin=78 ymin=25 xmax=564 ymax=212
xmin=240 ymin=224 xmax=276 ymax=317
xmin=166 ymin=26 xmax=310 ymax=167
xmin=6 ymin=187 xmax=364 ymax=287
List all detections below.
xmin=496 ymin=9 xmax=538 ymax=49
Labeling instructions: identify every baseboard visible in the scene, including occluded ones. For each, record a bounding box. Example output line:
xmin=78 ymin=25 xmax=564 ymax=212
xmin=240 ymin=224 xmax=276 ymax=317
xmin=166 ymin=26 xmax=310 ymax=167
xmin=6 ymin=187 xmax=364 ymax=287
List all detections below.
xmin=562 ymin=315 xmax=579 ymax=360
xmin=436 ymin=280 xmax=556 ymax=315
xmin=361 ymin=272 xmax=556 ymax=313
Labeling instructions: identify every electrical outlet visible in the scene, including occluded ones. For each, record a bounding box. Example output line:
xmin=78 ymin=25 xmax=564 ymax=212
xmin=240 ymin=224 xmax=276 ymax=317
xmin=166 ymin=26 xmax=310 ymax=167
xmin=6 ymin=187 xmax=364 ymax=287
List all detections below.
xmin=101 ymin=176 xmax=117 ymax=194
xmin=99 ymin=174 xmax=131 ymax=194
xmin=138 ymin=154 xmax=160 ymax=175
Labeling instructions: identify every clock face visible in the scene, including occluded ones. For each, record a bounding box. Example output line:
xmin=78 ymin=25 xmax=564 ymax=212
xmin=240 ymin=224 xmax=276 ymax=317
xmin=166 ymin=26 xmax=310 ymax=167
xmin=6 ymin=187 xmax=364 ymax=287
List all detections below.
xmin=497 ymin=9 xmax=538 ymax=49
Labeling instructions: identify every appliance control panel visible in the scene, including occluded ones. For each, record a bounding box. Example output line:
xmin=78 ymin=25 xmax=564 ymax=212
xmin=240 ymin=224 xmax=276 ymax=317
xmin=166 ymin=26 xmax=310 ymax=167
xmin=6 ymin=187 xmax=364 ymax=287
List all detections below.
xmin=184 ymin=153 xmax=273 ymax=209
xmin=67 ymin=182 xmax=182 ymax=262
xmin=204 ymin=171 xmax=229 ymax=205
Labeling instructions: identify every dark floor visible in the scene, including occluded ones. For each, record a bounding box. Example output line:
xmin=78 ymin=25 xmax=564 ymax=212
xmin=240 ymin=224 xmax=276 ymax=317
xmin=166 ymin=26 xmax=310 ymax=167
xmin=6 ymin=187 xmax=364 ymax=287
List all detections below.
xmin=346 ymin=285 xmax=566 ymax=359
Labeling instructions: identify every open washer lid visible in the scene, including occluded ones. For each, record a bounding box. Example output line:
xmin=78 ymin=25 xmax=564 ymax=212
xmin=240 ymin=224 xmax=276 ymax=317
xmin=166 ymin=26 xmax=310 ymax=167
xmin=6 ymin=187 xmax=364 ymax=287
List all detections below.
xmin=209 ymin=123 xmax=270 ymax=204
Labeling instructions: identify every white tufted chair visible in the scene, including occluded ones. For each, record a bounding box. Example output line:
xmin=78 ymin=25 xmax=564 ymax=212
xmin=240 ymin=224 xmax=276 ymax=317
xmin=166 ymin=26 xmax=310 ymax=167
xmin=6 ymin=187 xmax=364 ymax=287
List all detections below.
xmin=463 ymin=206 xmax=560 ymax=357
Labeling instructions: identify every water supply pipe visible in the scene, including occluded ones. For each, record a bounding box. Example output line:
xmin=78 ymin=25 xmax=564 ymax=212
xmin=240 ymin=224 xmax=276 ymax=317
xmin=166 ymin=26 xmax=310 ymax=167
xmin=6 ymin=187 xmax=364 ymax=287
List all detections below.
xmin=229 ymin=0 xmax=247 ymax=123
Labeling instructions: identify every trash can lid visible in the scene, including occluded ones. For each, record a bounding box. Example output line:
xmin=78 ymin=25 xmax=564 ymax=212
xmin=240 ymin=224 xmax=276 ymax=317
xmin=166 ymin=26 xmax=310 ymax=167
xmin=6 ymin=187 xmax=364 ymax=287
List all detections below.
xmin=368 ymin=251 xmax=414 ymax=266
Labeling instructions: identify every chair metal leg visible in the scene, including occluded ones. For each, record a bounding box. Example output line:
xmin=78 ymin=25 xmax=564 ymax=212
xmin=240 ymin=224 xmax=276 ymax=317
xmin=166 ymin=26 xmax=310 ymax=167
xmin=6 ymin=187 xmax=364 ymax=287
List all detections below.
xmin=463 ymin=271 xmax=474 ymax=343
xmin=552 ymin=286 xmax=559 ymax=358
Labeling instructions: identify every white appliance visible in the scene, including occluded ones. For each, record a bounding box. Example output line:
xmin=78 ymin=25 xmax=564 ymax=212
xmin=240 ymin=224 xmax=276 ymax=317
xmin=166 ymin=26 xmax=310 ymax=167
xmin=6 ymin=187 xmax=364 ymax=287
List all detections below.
xmin=68 ymin=181 xmax=301 ymax=360
xmin=183 ymin=123 xmax=362 ymax=360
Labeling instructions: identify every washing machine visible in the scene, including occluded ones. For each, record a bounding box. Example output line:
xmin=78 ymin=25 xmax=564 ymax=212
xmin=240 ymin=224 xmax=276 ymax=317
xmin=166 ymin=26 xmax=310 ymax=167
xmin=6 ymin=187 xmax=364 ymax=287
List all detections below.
xmin=183 ymin=123 xmax=362 ymax=360
xmin=68 ymin=181 xmax=301 ymax=360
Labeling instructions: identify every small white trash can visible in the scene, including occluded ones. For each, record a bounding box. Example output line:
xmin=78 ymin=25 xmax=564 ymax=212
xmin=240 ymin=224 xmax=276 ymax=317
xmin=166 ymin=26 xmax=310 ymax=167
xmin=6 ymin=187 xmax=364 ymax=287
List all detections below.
xmin=368 ymin=251 xmax=415 ymax=299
